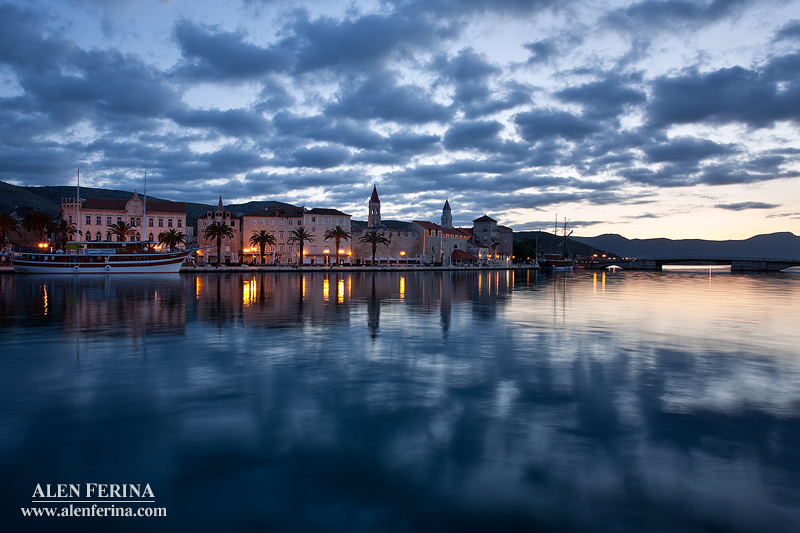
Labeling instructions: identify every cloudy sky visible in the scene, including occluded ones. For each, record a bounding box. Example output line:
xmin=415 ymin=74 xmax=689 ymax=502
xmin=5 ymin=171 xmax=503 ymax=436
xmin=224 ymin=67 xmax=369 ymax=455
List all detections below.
xmin=1 ymin=0 xmax=799 ymax=238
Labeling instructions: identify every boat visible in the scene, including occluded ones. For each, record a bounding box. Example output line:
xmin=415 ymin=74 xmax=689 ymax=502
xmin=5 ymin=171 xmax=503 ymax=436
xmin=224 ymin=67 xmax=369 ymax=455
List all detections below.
xmin=12 ymin=242 xmax=196 ymax=274
xmin=539 ymin=216 xmax=575 ymax=271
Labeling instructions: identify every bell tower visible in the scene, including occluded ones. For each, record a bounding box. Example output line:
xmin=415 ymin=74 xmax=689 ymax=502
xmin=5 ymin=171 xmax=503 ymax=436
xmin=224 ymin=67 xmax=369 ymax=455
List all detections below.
xmin=368 ymin=186 xmax=381 ymax=228
xmin=441 ymin=199 xmax=452 ymax=228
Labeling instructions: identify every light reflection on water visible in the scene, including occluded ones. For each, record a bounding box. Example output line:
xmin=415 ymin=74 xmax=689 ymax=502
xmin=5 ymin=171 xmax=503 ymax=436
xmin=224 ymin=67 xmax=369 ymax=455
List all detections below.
xmin=1 ymin=270 xmax=799 ymax=532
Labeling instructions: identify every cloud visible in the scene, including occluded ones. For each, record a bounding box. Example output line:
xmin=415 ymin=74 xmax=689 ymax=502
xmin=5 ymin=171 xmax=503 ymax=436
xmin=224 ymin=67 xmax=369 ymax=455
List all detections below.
xmin=642 ymin=137 xmax=737 ymax=164
xmin=774 ymin=20 xmax=800 ymax=42
xmin=514 ymin=109 xmax=603 ymax=142
xmin=326 ymin=71 xmax=453 ymax=124
xmin=171 ymin=20 xmax=288 ymax=81
xmin=715 ymin=202 xmax=779 ymax=211
xmin=646 ymin=56 xmax=800 ymax=129
xmin=556 ymin=74 xmax=647 ymax=120
xmin=605 ymin=0 xmax=755 ymax=34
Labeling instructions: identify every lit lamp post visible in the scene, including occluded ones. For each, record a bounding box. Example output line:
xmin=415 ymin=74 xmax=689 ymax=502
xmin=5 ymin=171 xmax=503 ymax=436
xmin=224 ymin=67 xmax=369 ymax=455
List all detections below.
xmin=400 ymin=251 xmax=406 ymax=266
xmin=324 ymin=248 xmax=330 ymax=266
xmin=339 ymin=249 xmax=345 ymax=266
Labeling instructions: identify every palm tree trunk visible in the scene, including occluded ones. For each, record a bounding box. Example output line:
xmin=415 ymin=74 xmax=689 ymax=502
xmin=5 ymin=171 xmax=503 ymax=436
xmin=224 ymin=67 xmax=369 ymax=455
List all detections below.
xmin=372 ymin=244 xmax=377 ymax=266
xmin=216 ymin=236 xmax=222 ymax=267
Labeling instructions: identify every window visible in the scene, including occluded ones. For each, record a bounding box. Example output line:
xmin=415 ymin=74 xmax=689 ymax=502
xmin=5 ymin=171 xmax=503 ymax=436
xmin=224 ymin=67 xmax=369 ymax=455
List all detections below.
xmin=86 ymin=215 xmax=91 ymax=225
xmin=289 ymin=220 xmax=292 ymax=225
xmin=231 ymin=220 xmax=235 ymax=227
xmin=136 ymin=218 xmax=140 ymax=226
xmin=271 ymin=220 xmax=275 ymax=225
xmin=117 ymin=217 xmax=122 ymax=223
xmin=252 ymin=231 xmax=257 ymax=237
xmin=279 ymin=233 xmax=284 ymax=239
xmin=324 ymin=217 xmax=330 ymax=224
xmin=270 ymin=246 xmax=275 ymax=252
xmin=288 ymin=245 xmax=293 ymax=252
xmin=338 ymin=217 xmax=343 ymax=224
xmin=107 ymin=217 xmax=112 ymax=225
xmin=311 ymin=246 xmax=316 ymax=252
xmin=280 ymin=219 xmax=284 ymax=225
xmin=158 ymin=219 xmax=163 ymax=227
xmin=279 ymin=246 xmax=284 ymax=252
xmin=95 ymin=232 xmax=101 ymax=241
xmin=86 ymin=233 xmax=91 ymax=241
xmin=148 ymin=233 xmax=153 ymax=241
xmin=262 ymin=219 xmax=265 ymax=225
xmin=252 ymin=220 xmax=256 ymax=225
xmin=68 ymin=216 xmax=72 ymax=223
xmin=168 ymin=219 xmax=173 ymax=228
xmin=311 ymin=217 xmax=316 ymax=223
xmin=177 ymin=220 xmax=182 ymax=228
xmin=149 ymin=218 xmax=154 ymax=227
xmin=96 ymin=216 xmax=101 ymax=225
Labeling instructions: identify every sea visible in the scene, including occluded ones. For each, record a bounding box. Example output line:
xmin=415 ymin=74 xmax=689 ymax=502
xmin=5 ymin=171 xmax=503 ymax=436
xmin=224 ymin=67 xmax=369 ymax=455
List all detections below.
xmin=1 ymin=268 xmax=799 ymax=532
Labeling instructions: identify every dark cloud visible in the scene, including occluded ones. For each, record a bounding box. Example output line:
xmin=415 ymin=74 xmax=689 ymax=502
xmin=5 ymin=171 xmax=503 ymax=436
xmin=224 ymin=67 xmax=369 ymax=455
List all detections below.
xmin=326 ymin=71 xmax=453 ymax=124
xmin=171 ymin=108 xmax=270 ymax=138
xmin=388 ymin=0 xmax=565 ymax=18
xmin=647 ymin=56 xmax=800 ymax=128
xmin=605 ymin=0 xmax=755 ymax=33
xmin=715 ymin=201 xmax=780 ymax=211
xmin=774 ymin=20 xmax=800 ymax=42
xmin=287 ymin=145 xmax=352 ymax=169
xmin=524 ymin=39 xmax=557 ymax=65
xmin=556 ymin=75 xmax=647 ymax=119
xmin=643 ymin=137 xmax=737 ymax=164
xmin=514 ymin=109 xmax=604 ymax=142
xmin=171 ymin=20 xmax=288 ymax=81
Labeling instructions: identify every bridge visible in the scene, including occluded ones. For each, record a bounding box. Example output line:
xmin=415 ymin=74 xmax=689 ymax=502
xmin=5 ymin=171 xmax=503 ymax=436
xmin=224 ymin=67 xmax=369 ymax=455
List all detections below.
xmin=578 ymin=257 xmax=800 ymax=272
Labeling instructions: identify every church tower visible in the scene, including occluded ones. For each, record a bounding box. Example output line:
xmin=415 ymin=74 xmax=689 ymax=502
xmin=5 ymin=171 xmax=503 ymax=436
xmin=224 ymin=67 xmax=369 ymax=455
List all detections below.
xmin=368 ymin=185 xmax=381 ymax=228
xmin=441 ymin=199 xmax=452 ymax=228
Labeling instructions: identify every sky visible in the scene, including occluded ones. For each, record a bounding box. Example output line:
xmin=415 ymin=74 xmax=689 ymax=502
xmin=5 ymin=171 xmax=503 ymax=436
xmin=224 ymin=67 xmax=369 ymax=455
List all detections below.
xmin=1 ymin=0 xmax=799 ymax=239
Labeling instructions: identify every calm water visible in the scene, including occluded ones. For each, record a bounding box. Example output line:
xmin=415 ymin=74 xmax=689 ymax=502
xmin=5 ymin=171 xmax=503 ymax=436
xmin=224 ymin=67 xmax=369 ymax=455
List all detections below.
xmin=1 ymin=270 xmax=799 ymax=532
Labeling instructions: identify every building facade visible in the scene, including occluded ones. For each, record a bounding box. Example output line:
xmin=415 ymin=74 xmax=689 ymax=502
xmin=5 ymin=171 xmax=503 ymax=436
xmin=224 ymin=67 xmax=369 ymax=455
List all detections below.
xmin=303 ymin=208 xmax=353 ymax=265
xmin=242 ymin=205 xmax=304 ymax=264
xmin=60 ymin=191 xmax=187 ymax=244
xmin=197 ymin=197 xmax=242 ymax=264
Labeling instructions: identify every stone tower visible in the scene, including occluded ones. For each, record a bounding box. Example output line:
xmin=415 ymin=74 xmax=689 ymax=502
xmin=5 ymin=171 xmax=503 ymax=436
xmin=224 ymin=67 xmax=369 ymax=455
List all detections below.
xmin=368 ymin=185 xmax=381 ymax=228
xmin=441 ymin=199 xmax=452 ymax=228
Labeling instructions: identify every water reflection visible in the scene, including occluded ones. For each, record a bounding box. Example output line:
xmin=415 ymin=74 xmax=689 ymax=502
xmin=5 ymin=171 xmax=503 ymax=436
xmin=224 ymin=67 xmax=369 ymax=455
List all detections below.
xmin=1 ymin=271 xmax=799 ymax=532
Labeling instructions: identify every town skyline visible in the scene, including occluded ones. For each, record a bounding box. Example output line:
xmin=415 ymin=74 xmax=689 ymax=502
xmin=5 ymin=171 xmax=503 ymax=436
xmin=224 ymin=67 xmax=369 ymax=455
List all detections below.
xmin=1 ymin=0 xmax=799 ymax=240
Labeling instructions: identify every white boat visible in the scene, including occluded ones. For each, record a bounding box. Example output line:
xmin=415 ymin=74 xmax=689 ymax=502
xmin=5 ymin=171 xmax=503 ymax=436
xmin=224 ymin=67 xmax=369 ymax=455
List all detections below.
xmin=12 ymin=244 xmax=196 ymax=274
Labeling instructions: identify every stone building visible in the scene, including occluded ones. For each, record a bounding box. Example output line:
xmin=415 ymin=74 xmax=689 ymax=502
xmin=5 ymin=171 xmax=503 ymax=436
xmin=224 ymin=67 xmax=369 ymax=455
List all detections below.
xmin=197 ymin=196 xmax=242 ymax=264
xmin=303 ymin=208 xmax=353 ymax=265
xmin=242 ymin=205 xmax=304 ymax=264
xmin=472 ymin=215 xmax=513 ymax=262
xmin=60 ymin=191 xmax=186 ymax=244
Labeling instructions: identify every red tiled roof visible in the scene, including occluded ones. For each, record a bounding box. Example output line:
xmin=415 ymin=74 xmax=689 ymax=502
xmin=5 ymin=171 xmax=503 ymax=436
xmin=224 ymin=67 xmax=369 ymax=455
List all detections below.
xmin=245 ymin=206 xmax=303 ymax=217
xmin=308 ymin=208 xmax=350 ymax=216
xmin=452 ymin=250 xmax=479 ymax=260
xmin=413 ymin=220 xmax=439 ymax=230
xmin=79 ymin=197 xmax=185 ymax=213
xmin=370 ymin=186 xmax=380 ymax=203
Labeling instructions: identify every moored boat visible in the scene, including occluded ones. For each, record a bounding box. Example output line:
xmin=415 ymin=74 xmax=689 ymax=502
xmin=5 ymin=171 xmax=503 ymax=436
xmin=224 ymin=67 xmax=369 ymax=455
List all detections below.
xmin=12 ymin=243 xmax=196 ymax=274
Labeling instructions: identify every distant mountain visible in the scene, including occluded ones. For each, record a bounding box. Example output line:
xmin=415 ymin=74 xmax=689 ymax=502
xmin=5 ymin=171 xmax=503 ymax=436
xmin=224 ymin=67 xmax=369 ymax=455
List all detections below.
xmin=572 ymin=232 xmax=800 ymax=259
xmin=514 ymin=231 xmax=610 ymax=257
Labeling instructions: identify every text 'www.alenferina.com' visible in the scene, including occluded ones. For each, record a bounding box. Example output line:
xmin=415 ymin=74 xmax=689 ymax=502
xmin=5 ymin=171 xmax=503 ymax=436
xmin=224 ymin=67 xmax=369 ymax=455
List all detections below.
xmin=22 ymin=483 xmax=166 ymax=518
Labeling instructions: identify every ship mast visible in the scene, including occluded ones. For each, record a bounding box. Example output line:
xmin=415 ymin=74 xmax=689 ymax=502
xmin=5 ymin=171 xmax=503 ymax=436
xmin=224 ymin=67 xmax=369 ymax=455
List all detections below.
xmin=143 ymin=171 xmax=147 ymax=243
xmin=76 ymin=168 xmax=80 ymax=246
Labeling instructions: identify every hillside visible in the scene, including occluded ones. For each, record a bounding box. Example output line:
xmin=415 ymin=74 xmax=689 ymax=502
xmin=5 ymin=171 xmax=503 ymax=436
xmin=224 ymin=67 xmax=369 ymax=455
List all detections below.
xmin=572 ymin=232 xmax=800 ymax=259
xmin=514 ymin=230 xmax=612 ymax=258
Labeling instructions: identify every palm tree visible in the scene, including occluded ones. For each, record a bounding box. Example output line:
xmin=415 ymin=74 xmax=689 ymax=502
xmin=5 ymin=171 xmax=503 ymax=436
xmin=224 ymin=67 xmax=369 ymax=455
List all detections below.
xmin=203 ymin=221 xmax=234 ymax=267
xmin=158 ymin=228 xmax=186 ymax=249
xmin=288 ymin=227 xmax=315 ymax=267
xmin=108 ymin=221 xmax=136 ymax=242
xmin=0 ymin=212 xmax=20 ymax=250
xmin=47 ymin=219 xmax=77 ymax=250
xmin=359 ymin=229 xmax=391 ymax=266
xmin=22 ymin=209 xmax=53 ymax=243
xmin=323 ymin=225 xmax=351 ymax=266
xmin=249 ymin=230 xmax=276 ymax=264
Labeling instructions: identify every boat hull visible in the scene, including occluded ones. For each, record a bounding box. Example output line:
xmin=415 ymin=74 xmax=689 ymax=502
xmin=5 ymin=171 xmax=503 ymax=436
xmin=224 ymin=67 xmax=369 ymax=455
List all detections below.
xmin=12 ymin=250 xmax=194 ymax=274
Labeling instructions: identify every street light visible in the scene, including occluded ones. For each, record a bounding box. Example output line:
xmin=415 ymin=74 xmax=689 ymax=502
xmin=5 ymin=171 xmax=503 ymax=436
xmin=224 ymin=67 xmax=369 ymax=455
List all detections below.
xmin=323 ymin=248 xmax=330 ymax=266
xmin=400 ymin=250 xmax=406 ymax=265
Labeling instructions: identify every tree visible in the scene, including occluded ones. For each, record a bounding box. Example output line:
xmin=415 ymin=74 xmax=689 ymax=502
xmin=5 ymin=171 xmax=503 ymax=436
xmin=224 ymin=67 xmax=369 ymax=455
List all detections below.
xmin=203 ymin=221 xmax=234 ymax=267
xmin=323 ymin=225 xmax=351 ymax=265
xmin=359 ymin=229 xmax=390 ymax=266
xmin=47 ymin=219 xmax=77 ymax=250
xmin=158 ymin=228 xmax=186 ymax=249
xmin=108 ymin=221 xmax=136 ymax=242
xmin=287 ymin=227 xmax=314 ymax=267
xmin=249 ymin=230 xmax=276 ymax=265
xmin=0 ymin=212 xmax=20 ymax=250
xmin=22 ymin=209 xmax=53 ymax=243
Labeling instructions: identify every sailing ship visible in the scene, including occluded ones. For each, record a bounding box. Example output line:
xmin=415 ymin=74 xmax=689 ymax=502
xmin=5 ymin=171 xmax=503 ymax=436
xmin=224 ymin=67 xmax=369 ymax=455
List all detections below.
xmin=12 ymin=243 xmax=195 ymax=274
xmin=12 ymin=169 xmax=196 ymax=274
xmin=539 ymin=216 xmax=575 ymax=271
